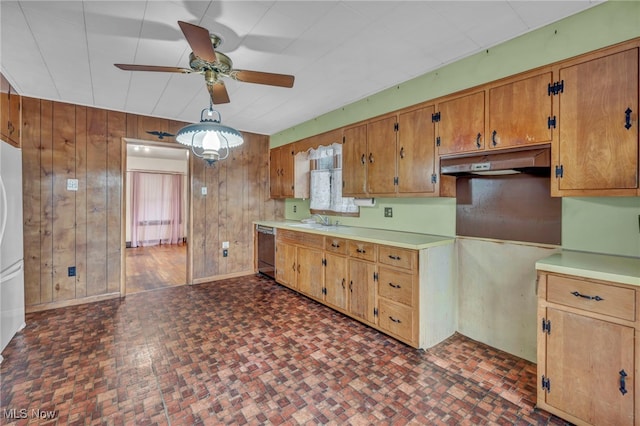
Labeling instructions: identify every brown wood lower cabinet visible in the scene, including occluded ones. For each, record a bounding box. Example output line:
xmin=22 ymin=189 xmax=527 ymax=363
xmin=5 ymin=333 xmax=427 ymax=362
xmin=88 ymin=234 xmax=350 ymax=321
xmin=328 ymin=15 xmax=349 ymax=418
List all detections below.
xmin=537 ymin=272 xmax=638 ymax=426
xmin=273 ymin=227 xmax=456 ymax=348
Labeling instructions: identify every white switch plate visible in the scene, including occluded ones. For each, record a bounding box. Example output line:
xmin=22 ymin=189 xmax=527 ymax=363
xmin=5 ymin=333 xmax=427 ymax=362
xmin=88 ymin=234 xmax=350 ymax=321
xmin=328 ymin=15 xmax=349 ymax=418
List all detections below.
xmin=222 ymin=241 xmax=230 ymax=249
xmin=201 ymin=187 xmax=207 ymax=195
xmin=67 ymin=178 xmax=78 ymax=191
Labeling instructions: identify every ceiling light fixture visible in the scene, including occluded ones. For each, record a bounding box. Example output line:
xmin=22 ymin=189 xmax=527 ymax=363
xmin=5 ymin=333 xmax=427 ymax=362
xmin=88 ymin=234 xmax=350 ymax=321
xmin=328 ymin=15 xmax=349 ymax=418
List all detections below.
xmin=175 ymin=102 xmax=243 ymax=165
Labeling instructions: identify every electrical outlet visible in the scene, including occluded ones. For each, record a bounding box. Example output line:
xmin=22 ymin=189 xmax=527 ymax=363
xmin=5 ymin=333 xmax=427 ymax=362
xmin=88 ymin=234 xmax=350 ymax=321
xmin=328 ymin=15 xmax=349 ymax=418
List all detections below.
xmin=68 ymin=266 xmax=76 ymax=277
xmin=293 ymin=205 xmax=297 ymax=213
xmin=384 ymin=207 xmax=393 ymax=218
xmin=67 ymin=178 xmax=78 ymax=191
xmin=201 ymin=187 xmax=208 ymax=196
xmin=223 ymin=249 xmax=228 ymax=257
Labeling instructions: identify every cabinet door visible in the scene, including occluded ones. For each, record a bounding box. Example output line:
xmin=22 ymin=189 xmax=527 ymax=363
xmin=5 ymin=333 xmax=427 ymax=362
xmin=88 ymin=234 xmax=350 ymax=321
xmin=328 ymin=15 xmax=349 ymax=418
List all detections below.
xmin=437 ymin=91 xmax=485 ymax=155
xmin=366 ymin=116 xmax=397 ymax=195
xmin=556 ymin=48 xmax=638 ymax=192
xmin=348 ymin=259 xmax=376 ymax=325
xmin=297 ymin=246 xmax=324 ymax=299
xmin=275 ymin=241 xmax=297 ymax=289
xmin=279 ymin=147 xmax=295 ymax=198
xmin=489 ymin=72 xmax=552 ymax=149
xmin=269 ymin=147 xmax=283 ymax=198
xmin=397 ymin=106 xmax=436 ymax=194
xmin=0 ymin=75 xmax=20 ymax=147
xmin=543 ymin=308 xmax=634 ymax=426
xmin=324 ymin=253 xmax=347 ymax=310
xmin=342 ymin=124 xmax=367 ymax=197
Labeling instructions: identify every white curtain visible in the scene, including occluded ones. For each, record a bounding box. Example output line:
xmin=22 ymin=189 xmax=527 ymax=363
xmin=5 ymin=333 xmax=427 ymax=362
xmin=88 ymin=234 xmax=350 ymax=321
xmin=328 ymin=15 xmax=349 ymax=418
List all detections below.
xmin=130 ymin=172 xmax=183 ymax=247
xmin=308 ymin=144 xmax=357 ymax=213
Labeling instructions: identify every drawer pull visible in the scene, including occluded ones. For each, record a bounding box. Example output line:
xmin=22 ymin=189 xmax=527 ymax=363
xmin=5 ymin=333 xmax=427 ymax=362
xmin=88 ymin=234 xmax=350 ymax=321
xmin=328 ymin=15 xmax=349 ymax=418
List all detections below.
xmin=570 ymin=291 xmax=604 ymax=301
xmin=341 ymin=278 xmax=345 ymax=289
xmin=388 ymin=282 xmax=401 ymax=289
xmin=356 ymin=248 xmax=366 ymax=254
xmin=331 ymin=243 xmax=340 ymax=248
xmin=619 ymin=370 xmax=628 ymax=395
xmin=388 ymin=255 xmax=401 ymax=261
xmin=389 ymin=316 xmax=401 ymax=324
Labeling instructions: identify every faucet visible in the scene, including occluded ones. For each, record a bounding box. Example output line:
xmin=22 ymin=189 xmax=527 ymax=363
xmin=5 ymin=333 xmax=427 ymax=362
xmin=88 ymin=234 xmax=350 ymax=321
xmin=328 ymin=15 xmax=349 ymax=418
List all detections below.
xmin=312 ymin=214 xmax=330 ymax=226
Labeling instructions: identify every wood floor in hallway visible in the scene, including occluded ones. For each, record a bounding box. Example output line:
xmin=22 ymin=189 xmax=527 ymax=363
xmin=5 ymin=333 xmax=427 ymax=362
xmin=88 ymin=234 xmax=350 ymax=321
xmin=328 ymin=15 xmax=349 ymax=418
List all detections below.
xmin=125 ymin=243 xmax=187 ymax=294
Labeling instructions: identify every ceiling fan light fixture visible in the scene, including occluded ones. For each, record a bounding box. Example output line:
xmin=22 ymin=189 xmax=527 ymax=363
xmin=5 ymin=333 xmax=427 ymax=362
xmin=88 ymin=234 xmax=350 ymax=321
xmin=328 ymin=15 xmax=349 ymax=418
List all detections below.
xmin=176 ymin=105 xmax=243 ymax=165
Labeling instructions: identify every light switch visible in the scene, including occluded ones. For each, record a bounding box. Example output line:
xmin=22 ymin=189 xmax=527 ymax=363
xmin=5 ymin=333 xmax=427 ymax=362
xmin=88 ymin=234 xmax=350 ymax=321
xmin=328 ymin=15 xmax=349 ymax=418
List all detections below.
xmin=67 ymin=178 xmax=79 ymax=191
xmin=222 ymin=241 xmax=230 ymax=249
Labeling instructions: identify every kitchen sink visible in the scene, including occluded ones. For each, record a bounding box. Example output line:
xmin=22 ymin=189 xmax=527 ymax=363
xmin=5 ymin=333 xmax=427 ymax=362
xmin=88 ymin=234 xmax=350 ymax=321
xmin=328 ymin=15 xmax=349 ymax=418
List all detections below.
xmin=288 ymin=223 xmax=340 ymax=231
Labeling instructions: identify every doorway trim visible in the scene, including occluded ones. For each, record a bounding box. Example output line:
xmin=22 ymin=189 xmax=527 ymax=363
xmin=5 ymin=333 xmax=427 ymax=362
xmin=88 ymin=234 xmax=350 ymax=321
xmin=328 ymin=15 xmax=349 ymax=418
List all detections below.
xmin=120 ymin=137 xmax=193 ymax=296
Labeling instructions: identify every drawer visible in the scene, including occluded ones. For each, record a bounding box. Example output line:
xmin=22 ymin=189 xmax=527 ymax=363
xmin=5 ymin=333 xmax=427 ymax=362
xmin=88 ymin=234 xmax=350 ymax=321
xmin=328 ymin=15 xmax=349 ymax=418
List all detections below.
xmin=348 ymin=240 xmax=376 ymax=262
xmin=277 ymin=229 xmax=324 ymax=249
xmin=547 ymin=274 xmax=636 ymax=322
xmin=378 ymin=299 xmax=414 ymax=343
xmin=378 ymin=245 xmax=415 ymax=271
xmin=325 ymin=237 xmax=347 ymax=255
xmin=378 ymin=268 xmax=414 ymax=306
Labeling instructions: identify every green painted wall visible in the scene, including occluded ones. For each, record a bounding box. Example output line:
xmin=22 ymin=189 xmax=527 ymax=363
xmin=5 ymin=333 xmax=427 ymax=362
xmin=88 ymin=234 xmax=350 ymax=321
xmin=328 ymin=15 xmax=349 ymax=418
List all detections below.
xmin=274 ymin=1 xmax=640 ymax=257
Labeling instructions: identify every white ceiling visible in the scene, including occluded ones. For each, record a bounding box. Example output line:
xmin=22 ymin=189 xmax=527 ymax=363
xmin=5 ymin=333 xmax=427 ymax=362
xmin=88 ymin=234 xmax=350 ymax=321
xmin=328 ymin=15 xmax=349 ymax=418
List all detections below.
xmin=1 ymin=1 xmax=603 ymax=136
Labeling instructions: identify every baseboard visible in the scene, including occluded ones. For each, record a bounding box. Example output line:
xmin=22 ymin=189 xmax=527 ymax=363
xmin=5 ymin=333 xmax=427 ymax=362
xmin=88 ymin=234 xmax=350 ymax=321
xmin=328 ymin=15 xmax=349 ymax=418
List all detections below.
xmin=25 ymin=292 xmax=121 ymax=313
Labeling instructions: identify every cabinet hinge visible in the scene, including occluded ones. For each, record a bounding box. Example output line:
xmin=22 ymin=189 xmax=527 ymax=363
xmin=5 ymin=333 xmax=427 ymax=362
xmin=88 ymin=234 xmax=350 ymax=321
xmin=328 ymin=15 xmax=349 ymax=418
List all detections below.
xmin=322 ymin=258 xmax=327 ymax=266
xmin=547 ymin=116 xmax=556 ymax=129
xmin=394 ymin=122 xmax=399 ymax=132
xmin=373 ymin=272 xmax=379 ymax=281
xmin=374 ymin=307 xmax=379 ymax=317
xmin=541 ymin=376 xmax=551 ymax=393
xmin=541 ymin=318 xmax=551 ymax=335
xmin=436 ymin=136 xmax=441 ymax=147
xmin=393 ymin=176 xmax=399 ymax=186
xmin=431 ymin=112 xmax=441 ymax=123
xmin=431 ymin=174 xmax=437 ymax=184
xmin=322 ymin=287 xmax=327 ymax=295
xmin=342 ymin=135 xmax=346 ymax=143
xmin=555 ymin=165 xmax=564 ymax=178
xmin=547 ymin=80 xmax=564 ymax=96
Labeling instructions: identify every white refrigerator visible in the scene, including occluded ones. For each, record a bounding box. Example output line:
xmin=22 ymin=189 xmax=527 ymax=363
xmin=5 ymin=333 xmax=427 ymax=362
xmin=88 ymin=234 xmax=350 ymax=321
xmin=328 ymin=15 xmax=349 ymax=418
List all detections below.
xmin=0 ymin=139 xmax=25 ymax=360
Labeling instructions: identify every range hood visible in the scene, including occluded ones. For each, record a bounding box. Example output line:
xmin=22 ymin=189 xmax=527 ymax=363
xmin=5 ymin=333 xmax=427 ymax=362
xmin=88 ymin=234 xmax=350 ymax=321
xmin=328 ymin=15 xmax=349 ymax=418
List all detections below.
xmin=440 ymin=146 xmax=551 ymax=176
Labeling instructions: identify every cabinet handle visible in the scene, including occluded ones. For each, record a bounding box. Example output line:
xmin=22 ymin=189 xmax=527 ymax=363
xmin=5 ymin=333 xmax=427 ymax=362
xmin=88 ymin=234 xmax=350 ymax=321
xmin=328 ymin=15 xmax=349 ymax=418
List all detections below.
xmin=349 ymin=281 xmax=353 ymax=292
xmin=619 ymin=370 xmax=628 ymax=395
xmin=388 ymin=255 xmax=401 ymax=261
xmin=491 ymin=130 xmax=497 ymax=146
xmin=625 ymin=108 xmax=633 ymax=130
xmin=356 ymin=248 xmax=366 ymax=254
xmin=399 ymin=147 xmax=405 ymax=159
xmin=388 ymin=282 xmax=401 ymax=289
xmin=297 ymin=264 xmax=301 ymax=273
xmin=331 ymin=243 xmax=340 ymax=248
xmin=570 ymin=290 xmax=604 ymax=301
xmin=369 ymin=153 xmax=374 ymax=163
xmin=292 ymin=262 xmax=296 ymax=272
xmin=476 ymin=133 xmax=482 ymax=148
xmin=341 ymin=278 xmax=345 ymax=289
xmin=7 ymin=121 xmax=14 ymax=135
xmin=389 ymin=316 xmax=401 ymax=324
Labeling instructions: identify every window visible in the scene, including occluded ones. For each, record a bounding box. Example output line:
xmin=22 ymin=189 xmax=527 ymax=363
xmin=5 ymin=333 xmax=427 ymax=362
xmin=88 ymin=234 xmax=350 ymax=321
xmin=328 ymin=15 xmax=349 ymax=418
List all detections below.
xmin=308 ymin=144 xmax=358 ymax=215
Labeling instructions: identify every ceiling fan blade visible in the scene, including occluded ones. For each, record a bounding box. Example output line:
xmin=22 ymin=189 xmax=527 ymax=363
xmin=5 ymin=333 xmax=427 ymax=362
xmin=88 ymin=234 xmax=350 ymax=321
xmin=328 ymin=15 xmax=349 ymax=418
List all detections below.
xmin=232 ymin=70 xmax=295 ymax=88
xmin=208 ymin=81 xmax=230 ymax=104
xmin=178 ymin=20 xmax=217 ymax=63
xmin=115 ymin=64 xmax=192 ymax=73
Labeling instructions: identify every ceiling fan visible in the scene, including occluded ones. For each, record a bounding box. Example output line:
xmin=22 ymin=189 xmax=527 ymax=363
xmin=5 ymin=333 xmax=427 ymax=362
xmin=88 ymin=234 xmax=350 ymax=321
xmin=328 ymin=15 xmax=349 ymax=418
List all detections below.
xmin=115 ymin=21 xmax=295 ymax=104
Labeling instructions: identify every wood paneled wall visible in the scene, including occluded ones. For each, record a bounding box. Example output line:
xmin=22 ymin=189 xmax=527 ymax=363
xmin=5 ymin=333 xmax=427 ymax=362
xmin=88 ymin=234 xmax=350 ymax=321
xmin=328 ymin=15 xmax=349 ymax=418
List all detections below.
xmin=21 ymin=96 xmax=282 ymax=311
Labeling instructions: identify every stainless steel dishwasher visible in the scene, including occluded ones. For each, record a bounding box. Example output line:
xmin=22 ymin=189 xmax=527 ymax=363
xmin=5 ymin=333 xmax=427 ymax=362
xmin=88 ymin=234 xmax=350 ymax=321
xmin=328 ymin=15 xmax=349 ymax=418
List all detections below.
xmin=256 ymin=225 xmax=276 ymax=279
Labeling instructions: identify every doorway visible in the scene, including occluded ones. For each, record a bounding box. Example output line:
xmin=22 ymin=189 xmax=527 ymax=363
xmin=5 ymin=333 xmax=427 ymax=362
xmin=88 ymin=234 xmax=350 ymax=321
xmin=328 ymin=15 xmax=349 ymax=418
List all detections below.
xmin=122 ymin=139 xmax=190 ymax=294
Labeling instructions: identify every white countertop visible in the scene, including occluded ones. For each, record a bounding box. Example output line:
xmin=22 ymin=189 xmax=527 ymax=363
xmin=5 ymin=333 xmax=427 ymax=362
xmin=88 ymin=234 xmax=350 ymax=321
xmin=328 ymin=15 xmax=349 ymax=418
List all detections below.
xmin=254 ymin=220 xmax=455 ymax=250
xmin=536 ymin=250 xmax=640 ymax=287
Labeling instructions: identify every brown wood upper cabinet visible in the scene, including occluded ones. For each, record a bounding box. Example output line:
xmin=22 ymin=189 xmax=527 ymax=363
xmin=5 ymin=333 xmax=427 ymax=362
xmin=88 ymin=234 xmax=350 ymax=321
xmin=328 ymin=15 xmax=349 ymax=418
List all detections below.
xmin=488 ymin=71 xmax=553 ymax=149
xmin=551 ymin=46 xmax=639 ymax=196
xmin=0 ymin=74 xmax=21 ymax=147
xmin=343 ymin=105 xmax=437 ymax=197
xmin=270 ymin=145 xmax=294 ymax=198
xmin=435 ymin=90 xmax=485 ymax=155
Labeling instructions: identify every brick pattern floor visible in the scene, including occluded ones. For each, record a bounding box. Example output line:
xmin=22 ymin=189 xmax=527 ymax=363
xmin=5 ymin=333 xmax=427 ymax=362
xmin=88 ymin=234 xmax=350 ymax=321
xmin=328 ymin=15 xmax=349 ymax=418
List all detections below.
xmin=1 ymin=275 xmax=570 ymax=425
